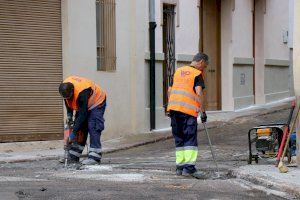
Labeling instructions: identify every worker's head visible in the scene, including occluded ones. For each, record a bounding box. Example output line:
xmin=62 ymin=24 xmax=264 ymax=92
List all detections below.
xmin=59 ymin=82 xmax=74 ymax=99
xmin=191 ymin=53 xmax=209 ymax=71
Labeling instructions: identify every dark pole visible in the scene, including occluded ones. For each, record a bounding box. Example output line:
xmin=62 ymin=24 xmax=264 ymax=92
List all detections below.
xmin=149 ymin=0 xmax=156 ymax=130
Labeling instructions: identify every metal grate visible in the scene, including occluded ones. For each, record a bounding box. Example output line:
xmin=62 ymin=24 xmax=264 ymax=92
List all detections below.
xmin=0 ymin=0 xmax=63 ymax=142
xmin=163 ymin=5 xmax=176 ymax=109
xmin=96 ymin=0 xmax=116 ymax=71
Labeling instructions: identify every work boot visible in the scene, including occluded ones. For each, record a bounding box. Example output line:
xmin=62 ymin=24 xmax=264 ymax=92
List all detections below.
xmin=176 ymin=169 xmax=183 ymax=176
xmin=182 ymin=169 xmax=206 ymax=179
xmin=81 ymin=158 xmax=100 ymax=165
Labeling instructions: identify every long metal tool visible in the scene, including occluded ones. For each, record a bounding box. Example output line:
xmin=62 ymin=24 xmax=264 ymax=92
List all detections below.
xmin=203 ymin=122 xmax=220 ymax=178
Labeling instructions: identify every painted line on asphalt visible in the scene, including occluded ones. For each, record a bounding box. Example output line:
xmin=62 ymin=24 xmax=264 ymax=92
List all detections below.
xmin=0 ymin=176 xmax=48 ymax=182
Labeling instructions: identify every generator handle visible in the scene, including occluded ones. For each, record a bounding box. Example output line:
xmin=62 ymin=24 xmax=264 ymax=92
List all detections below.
xmin=248 ymin=128 xmax=257 ymax=164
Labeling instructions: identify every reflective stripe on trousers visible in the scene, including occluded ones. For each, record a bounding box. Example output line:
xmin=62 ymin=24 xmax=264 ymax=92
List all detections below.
xmin=87 ymin=101 xmax=106 ymax=162
xmin=170 ymin=110 xmax=198 ymax=173
xmin=175 ymin=146 xmax=198 ymax=166
xmin=69 ymin=143 xmax=85 ymax=159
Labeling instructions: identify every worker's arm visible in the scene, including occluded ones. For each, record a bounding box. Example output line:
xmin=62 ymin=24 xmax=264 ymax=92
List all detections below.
xmin=168 ymin=87 xmax=172 ymax=100
xmin=64 ymin=100 xmax=73 ymax=121
xmin=195 ymin=86 xmax=205 ymax=113
xmin=194 ymin=74 xmax=206 ymax=112
xmin=166 ymin=78 xmax=173 ymax=111
xmin=195 ymin=74 xmax=207 ymax=122
xmin=72 ymin=89 xmax=91 ymax=134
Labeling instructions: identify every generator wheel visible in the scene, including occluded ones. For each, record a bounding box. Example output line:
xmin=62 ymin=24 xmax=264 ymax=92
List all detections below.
xmin=255 ymin=156 xmax=259 ymax=164
xmin=248 ymin=154 xmax=252 ymax=164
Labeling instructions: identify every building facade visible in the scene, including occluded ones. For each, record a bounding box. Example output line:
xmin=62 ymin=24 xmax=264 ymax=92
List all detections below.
xmin=0 ymin=0 xmax=294 ymax=142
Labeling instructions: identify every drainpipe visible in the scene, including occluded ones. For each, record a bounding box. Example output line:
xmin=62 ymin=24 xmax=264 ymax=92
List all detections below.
xmin=149 ymin=0 xmax=156 ymax=130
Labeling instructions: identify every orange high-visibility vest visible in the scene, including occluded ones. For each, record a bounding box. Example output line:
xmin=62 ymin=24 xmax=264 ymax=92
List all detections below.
xmin=63 ymin=76 xmax=106 ymax=111
xmin=167 ymin=66 xmax=202 ymax=117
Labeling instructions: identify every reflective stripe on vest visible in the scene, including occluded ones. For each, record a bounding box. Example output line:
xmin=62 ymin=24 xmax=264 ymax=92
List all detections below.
xmin=167 ymin=66 xmax=201 ymax=117
xmin=170 ymin=89 xmax=201 ymax=104
xmin=168 ymin=100 xmax=199 ymax=113
xmin=64 ymin=76 xmax=106 ymax=111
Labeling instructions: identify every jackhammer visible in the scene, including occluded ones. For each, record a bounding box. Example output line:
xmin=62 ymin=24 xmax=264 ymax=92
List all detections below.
xmin=64 ymin=119 xmax=74 ymax=167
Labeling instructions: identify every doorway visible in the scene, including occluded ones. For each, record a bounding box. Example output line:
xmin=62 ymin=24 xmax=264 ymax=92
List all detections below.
xmin=200 ymin=0 xmax=221 ymax=110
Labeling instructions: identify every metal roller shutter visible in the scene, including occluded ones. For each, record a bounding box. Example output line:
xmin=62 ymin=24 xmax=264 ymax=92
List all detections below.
xmin=0 ymin=0 xmax=63 ymax=142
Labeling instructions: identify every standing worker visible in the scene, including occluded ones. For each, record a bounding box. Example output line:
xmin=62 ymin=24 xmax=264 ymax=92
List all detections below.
xmin=59 ymin=76 xmax=106 ymax=165
xmin=167 ymin=53 xmax=208 ymax=179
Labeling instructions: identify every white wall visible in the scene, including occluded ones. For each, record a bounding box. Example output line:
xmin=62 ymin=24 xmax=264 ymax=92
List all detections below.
xmin=145 ymin=0 xmax=200 ymax=129
xmin=62 ymin=0 xmax=149 ymax=139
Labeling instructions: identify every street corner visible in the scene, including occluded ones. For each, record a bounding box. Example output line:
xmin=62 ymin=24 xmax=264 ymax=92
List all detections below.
xmin=231 ymin=164 xmax=300 ymax=198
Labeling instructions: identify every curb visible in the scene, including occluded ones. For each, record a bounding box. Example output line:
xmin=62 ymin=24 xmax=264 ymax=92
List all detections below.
xmin=231 ymin=169 xmax=300 ymax=198
xmin=0 ymin=122 xmax=220 ymax=164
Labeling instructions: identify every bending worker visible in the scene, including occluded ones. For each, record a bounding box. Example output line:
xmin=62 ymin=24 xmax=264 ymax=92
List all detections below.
xmin=59 ymin=76 xmax=106 ymax=165
xmin=167 ymin=53 xmax=208 ymax=179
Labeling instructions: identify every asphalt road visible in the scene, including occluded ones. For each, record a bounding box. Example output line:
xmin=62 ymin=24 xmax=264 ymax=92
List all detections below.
xmin=0 ymin=108 xmax=297 ymax=200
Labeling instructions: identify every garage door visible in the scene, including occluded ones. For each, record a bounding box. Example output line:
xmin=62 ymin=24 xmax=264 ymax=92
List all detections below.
xmin=0 ymin=0 xmax=63 ymax=142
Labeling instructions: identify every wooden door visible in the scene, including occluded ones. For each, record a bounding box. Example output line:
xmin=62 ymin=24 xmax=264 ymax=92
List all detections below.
xmin=200 ymin=0 xmax=221 ymax=110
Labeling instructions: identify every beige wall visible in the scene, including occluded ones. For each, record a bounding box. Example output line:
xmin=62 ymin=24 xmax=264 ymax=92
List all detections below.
xmin=232 ymin=0 xmax=253 ymax=57
xmin=254 ymin=0 xmax=265 ymax=105
xmin=263 ymin=0 xmax=290 ymax=102
xmin=264 ymin=0 xmax=289 ymax=59
xmin=221 ymin=0 xmax=291 ymax=110
xmin=293 ymin=0 xmax=300 ymax=165
xmin=232 ymin=0 xmax=254 ymax=109
xmin=221 ymin=0 xmax=234 ymax=111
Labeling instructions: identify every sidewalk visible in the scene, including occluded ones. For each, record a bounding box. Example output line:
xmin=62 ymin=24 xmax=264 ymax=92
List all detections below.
xmin=0 ymin=97 xmax=293 ymax=164
xmin=1 ymin=98 xmax=300 ymax=197
xmin=232 ymin=164 xmax=300 ymax=197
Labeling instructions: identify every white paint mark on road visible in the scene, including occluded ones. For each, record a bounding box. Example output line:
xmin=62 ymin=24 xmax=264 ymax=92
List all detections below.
xmin=79 ymin=165 xmax=114 ymax=171
xmin=55 ymin=173 xmax=146 ymax=182
xmin=0 ymin=176 xmax=47 ymax=182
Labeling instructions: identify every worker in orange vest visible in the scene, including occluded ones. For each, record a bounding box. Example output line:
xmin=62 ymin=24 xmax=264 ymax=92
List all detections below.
xmin=59 ymin=76 xmax=106 ymax=165
xmin=167 ymin=53 xmax=208 ymax=179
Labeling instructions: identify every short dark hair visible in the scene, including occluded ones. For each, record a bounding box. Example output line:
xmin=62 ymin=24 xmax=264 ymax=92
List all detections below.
xmin=59 ymin=82 xmax=74 ymax=99
xmin=192 ymin=53 xmax=209 ymax=63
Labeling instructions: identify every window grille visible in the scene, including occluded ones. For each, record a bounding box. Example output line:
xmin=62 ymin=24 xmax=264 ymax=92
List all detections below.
xmin=96 ymin=0 xmax=116 ymax=71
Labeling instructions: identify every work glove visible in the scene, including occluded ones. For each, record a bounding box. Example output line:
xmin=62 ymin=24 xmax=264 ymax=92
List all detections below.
xmin=68 ymin=132 xmax=76 ymax=144
xmin=166 ymin=111 xmax=170 ymax=118
xmin=201 ymin=112 xmax=207 ymax=123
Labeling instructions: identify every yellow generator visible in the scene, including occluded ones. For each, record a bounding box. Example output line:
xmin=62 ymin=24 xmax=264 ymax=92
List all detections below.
xmin=247 ymin=103 xmax=295 ymax=164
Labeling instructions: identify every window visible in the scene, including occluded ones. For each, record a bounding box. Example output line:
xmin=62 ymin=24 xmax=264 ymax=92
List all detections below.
xmin=96 ymin=0 xmax=116 ymax=71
